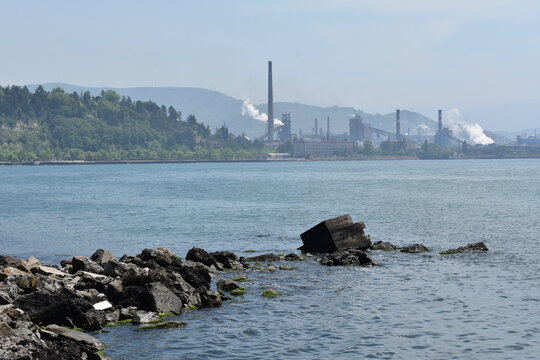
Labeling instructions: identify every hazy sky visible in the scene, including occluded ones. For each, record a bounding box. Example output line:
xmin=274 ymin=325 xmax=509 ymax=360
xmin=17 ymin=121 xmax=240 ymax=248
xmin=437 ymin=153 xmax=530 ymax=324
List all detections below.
xmin=1 ymin=0 xmax=539 ymax=130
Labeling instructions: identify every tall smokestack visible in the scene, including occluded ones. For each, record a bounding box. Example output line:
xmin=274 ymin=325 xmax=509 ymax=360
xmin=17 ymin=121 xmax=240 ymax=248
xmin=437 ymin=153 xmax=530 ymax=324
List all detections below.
xmin=327 ymin=116 xmax=330 ymax=139
xmin=267 ymin=61 xmax=273 ymax=142
xmin=315 ymin=118 xmax=318 ymax=137
xmin=396 ymin=109 xmax=401 ymax=139
xmin=438 ymin=110 xmax=442 ymax=134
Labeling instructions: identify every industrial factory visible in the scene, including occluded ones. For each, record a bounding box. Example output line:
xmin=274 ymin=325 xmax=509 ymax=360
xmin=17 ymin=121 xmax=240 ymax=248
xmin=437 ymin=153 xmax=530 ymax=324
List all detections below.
xmin=261 ymin=61 xmax=537 ymax=158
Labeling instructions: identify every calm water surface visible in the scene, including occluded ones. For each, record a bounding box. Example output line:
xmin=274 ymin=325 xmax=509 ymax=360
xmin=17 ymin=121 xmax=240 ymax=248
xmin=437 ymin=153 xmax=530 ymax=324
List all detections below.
xmin=0 ymin=160 xmax=539 ymax=359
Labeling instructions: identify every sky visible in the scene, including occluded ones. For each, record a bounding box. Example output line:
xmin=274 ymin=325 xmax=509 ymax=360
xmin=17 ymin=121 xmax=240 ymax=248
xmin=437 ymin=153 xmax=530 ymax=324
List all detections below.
xmin=1 ymin=0 xmax=540 ymax=131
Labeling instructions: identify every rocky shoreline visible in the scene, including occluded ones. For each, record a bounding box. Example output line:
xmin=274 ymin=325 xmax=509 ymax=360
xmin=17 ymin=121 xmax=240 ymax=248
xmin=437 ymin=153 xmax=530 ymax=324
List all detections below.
xmin=0 ymin=237 xmax=488 ymax=359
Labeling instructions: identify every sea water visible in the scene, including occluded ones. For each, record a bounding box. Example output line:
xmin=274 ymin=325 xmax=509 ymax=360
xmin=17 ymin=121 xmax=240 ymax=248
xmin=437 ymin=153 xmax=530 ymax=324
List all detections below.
xmin=0 ymin=160 xmax=538 ymax=359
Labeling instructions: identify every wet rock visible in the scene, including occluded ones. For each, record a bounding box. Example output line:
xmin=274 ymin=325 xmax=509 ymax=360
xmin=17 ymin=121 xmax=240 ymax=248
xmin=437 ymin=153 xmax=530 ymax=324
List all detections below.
xmin=441 ymin=242 xmax=489 ymax=254
xmin=90 ymin=249 xmax=114 ymax=267
xmin=299 ymin=214 xmax=372 ymax=253
xmin=137 ymin=247 xmax=178 ymax=268
xmin=371 ymin=241 xmax=400 ymax=251
xmin=197 ymin=288 xmax=222 ymax=308
xmin=143 ymin=282 xmax=182 ymax=314
xmin=400 ymin=244 xmax=429 ymax=253
xmin=284 ymin=253 xmax=302 ymax=261
xmin=319 ymin=248 xmax=378 ymax=266
xmin=71 ymin=256 xmax=104 ymax=275
xmin=186 ymin=247 xmax=218 ymax=268
xmin=217 ymin=279 xmax=242 ymax=292
xmin=131 ymin=310 xmax=160 ymax=324
xmin=211 ymin=251 xmax=246 ymax=270
xmin=245 ymin=253 xmax=282 ymax=262
xmin=79 ymin=309 xmax=108 ymax=330
xmin=139 ymin=320 xmax=187 ymax=330
xmin=105 ymin=309 xmax=120 ymax=323
xmin=279 ymin=265 xmax=296 ymax=270
xmin=176 ymin=262 xmax=211 ymax=289
xmin=45 ymin=324 xmax=105 ymax=351
xmin=13 ymin=287 xmax=93 ymax=328
xmin=262 ymin=289 xmax=279 ymax=297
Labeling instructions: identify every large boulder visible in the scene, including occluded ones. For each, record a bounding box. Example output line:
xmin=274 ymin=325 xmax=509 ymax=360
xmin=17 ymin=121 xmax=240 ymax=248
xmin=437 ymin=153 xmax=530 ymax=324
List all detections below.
xmin=197 ymin=288 xmax=222 ymax=308
xmin=185 ymin=247 xmax=218 ymax=268
xmin=71 ymin=256 xmax=104 ymax=275
xmin=319 ymin=249 xmax=378 ymax=266
xmin=137 ymin=247 xmax=178 ymax=268
xmin=45 ymin=324 xmax=105 ymax=351
xmin=217 ymin=279 xmax=242 ymax=292
xmin=211 ymin=251 xmax=246 ymax=270
xmin=0 ymin=255 xmax=30 ymax=272
xmin=143 ymin=282 xmax=183 ymax=314
xmin=441 ymin=242 xmax=489 ymax=254
xmin=90 ymin=249 xmax=114 ymax=267
xmin=176 ymin=263 xmax=211 ymax=290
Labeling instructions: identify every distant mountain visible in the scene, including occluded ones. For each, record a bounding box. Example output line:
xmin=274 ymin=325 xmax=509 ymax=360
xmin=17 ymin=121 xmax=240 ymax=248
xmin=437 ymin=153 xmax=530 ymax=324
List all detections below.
xmin=27 ymin=83 xmax=440 ymax=139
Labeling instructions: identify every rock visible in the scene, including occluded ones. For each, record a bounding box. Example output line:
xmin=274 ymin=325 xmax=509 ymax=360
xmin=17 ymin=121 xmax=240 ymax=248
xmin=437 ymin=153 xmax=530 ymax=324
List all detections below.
xmin=0 ymin=321 xmax=16 ymax=336
xmin=93 ymin=300 xmax=113 ymax=310
xmin=441 ymin=242 xmax=489 ymax=254
xmin=185 ymin=247 xmax=218 ymax=268
xmin=45 ymin=324 xmax=105 ymax=351
xmin=137 ymin=247 xmax=178 ymax=268
xmin=71 ymin=256 xmax=104 ymax=275
xmin=33 ymin=265 xmax=68 ymax=277
xmin=143 ymin=282 xmax=183 ymax=314
xmin=217 ymin=279 xmax=242 ymax=292
xmin=0 ymin=254 xmax=30 ymax=272
xmin=245 ymin=253 xmax=282 ymax=262
xmin=262 ymin=289 xmax=280 ymax=297
xmin=23 ymin=257 xmax=42 ymax=271
xmin=371 ymin=241 xmax=400 ymax=251
xmin=80 ymin=309 xmax=108 ymax=331
xmin=279 ymin=265 xmax=296 ymax=270
xmin=197 ymin=288 xmax=222 ymax=308
xmin=176 ymin=262 xmax=211 ymax=289
xmin=299 ymin=214 xmax=372 ymax=253
xmin=131 ymin=310 xmax=160 ymax=324
xmin=319 ymin=248 xmax=378 ymax=266
xmin=90 ymin=249 xmax=114 ymax=266
xmin=284 ymin=253 xmax=302 ymax=261
xmin=139 ymin=321 xmax=187 ymax=330
xmin=400 ymin=244 xmax=429 ymax=253
xmin=105 ymin=309 xmax=120 ymax=323
xmin=0 ymin=267 xmax=28 ymax=281
xmin=119 ymin=307 xmax=137 ymax=320
xmin=210 ymin=251 xmax=246 ymax=270
xmin=13 ymin=287 xmax=93 ymax=329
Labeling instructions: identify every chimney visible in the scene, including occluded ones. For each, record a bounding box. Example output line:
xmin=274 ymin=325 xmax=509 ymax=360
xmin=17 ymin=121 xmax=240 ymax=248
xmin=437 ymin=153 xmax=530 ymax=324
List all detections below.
xmin=327 ymin=116 xmax=330 ymax=139
xmin=396 ymin=109 xmax=401 ymax=139
xmin=315 ymin=118 xmax=318 ymax=137
xmin=267 ymin=61 xmax=273 ymax=141
xmin=438 ymin=109 xmax=442 ymax=133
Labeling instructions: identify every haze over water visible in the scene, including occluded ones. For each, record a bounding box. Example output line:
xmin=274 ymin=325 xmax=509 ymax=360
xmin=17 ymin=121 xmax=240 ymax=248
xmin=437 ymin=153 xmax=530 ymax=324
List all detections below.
xmin=1 ymin=160 xmax=539 ymax=359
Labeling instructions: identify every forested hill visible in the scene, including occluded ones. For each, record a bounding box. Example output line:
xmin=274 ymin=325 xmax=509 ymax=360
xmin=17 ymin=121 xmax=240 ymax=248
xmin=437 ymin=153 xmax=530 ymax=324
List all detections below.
xmin=0 ymin=85 xmax=263 ymax=162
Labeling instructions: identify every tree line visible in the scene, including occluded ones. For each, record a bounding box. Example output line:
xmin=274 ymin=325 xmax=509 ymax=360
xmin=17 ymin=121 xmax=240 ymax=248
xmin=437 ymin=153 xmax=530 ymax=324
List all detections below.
xmin=0 ymin=85 xmax=266 ymax=162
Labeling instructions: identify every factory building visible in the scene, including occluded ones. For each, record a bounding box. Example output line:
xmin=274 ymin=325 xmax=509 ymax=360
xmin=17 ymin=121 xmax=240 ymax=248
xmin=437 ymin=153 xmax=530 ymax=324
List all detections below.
xmin=278 ymin=113 xmax=292 ymax=141
xmin=434 ymin=110 xmax=454 ymax=147
xmin=349 ymin=114 xmax=370 ymax=143
xmin=293 ymin=139 xmax=354 ymax=158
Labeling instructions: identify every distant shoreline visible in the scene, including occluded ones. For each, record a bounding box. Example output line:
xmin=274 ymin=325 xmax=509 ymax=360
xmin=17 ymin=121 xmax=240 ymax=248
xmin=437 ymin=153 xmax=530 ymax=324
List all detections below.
xmin=1 ymin=155 xmax=540 ymax=166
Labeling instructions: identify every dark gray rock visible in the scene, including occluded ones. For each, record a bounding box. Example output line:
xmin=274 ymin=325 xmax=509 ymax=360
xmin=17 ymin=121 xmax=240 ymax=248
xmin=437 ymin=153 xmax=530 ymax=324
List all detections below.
xmin=45 ymin=324 xmax=105 ymax=351
xmin=71 ymin=256 xmax=104 ymax=275
xmin=176 ymin=263 xmax=211 ymax=289
xmin=186 ymin=247 xmax=218 ymax=268
xmin=90 ymin=249 xmax=114 ymax=266
xmin=211 ymin=251 xmax=246 ymax=270
xmin=284 ymin=253 xmax=302 ymax=261
xmin=319 ymin=249 xmax=378 ymax=266
xmin=217 ymin=279 xmax=242 ymax=292
xmin=400 ymin=244 xmax=429 ymax=253
xmin=143 ymin=282 xmax=182 ymax=314
xmin=371 ymin=241 xmax=400 ymax=251
xmin=441 ymin=242 xmax=489 ymax=254
xmin=245 ymin=253 xmax=282 ymax=262
xmin=137 ymin=247 xmax=178 ymax=268
xmin=79 ymin=309 xmax=108 ymax=331
xmin=197 ymin=287 xmax=223 ymax=308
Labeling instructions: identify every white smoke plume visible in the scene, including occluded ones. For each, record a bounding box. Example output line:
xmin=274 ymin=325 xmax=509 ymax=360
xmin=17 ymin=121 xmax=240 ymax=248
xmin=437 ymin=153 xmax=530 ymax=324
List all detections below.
xmin=241 ymin=100 xmax=283 ymax=126
xmin=446 ymin=108 xmax=494 ymax=145
xmin=418 ymin=123 xmax=428 ymax=130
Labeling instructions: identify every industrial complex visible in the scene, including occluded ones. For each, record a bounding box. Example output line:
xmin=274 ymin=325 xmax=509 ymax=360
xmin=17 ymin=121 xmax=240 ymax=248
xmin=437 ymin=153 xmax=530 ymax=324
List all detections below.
xmin=262 ymin=61 xmax=538 ymax=158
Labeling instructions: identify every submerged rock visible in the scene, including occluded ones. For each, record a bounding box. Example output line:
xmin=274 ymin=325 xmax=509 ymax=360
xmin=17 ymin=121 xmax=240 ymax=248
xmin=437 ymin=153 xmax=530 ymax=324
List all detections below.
xmin=245 ymin=253 xmax=282 ymax=262
xmin=217 ymin=279 xmax=242 ymax=292
xmin=441 ymin=242 xmax=489 ymax=254
xmin=400 ymin=244 xmax=429 ymax=253
xmin=139 ymin=321 xmax=187 ymax=330
xmin=371 ymin=241 xmax=399 ymax=251
xmin=319 ymin=249 xmax=378 ymax=266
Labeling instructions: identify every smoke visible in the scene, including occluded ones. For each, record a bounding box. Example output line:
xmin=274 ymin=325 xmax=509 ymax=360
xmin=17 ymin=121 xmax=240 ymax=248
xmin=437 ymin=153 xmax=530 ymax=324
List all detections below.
xmin=446 ymin=108 xmax=494 ymax=145
xmin=418 ymin=123 xmax=429 ymax=130
xmin=241 ymin=100 xmax=283 ymax=126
